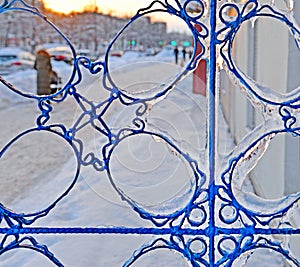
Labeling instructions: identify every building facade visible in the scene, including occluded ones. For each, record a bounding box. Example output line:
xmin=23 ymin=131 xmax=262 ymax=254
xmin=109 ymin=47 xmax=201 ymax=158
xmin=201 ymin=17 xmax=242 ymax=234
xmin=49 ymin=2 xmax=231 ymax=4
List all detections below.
xmin=220 ymin=1 xmax=300 ymax=258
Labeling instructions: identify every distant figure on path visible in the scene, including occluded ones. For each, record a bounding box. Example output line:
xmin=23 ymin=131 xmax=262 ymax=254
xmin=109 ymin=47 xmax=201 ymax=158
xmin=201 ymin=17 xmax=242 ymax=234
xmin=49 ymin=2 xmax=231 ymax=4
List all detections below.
xmin=188 ymin=48 xmax=193 ymax=59
xmin=34 ymin=49 xmax=52 ymax=95
xmin=174 ymin=46 xmax=179 ymax=64
xmin=182 ymin=47 xmax=186 ymax=62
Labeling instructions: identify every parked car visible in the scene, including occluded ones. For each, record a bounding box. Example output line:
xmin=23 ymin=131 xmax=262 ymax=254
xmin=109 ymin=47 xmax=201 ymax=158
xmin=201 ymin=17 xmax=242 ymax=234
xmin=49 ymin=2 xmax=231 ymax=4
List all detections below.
xmin=145 ymin=47 xmax=158 ymax=56
xmin=46 ymin=46 xmax=73 ymax=65
xmin=77 ymin=49 xmax=92 ymax=57
xmin=0 ymin=47 xmax=35 ymax=74
xmin=77 ymin=49 xmax=96 ymax=63
xmin=110 ymin=50 xmax=124 ymax=57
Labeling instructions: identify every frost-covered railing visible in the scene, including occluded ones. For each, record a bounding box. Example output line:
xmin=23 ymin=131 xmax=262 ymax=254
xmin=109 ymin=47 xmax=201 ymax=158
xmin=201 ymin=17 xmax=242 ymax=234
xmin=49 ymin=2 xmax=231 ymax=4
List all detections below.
xmin=1 ymin=0 xmax=300 ymax=266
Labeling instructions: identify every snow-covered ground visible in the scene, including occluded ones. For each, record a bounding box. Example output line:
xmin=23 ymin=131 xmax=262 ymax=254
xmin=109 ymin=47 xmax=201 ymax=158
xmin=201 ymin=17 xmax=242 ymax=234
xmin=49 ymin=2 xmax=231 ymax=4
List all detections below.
xmin=0 ymin=49 xmax=288 ymax=266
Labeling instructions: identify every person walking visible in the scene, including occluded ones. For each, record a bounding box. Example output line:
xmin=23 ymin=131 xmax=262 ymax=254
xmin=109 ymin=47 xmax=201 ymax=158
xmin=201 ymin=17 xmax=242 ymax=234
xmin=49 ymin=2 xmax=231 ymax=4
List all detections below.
xmin=34 ymin=49 xmax=52 ymax=95
xmin=174 ymin=46 xmax=179 ymax=64
xmin=182 ymin=47 xmax=186 ymax=62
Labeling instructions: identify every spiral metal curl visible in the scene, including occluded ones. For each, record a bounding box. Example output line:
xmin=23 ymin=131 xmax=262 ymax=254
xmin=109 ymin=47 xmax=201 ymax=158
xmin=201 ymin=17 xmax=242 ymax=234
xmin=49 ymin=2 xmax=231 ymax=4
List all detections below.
xmin=0 ymin=0 xmax=300 ymax=266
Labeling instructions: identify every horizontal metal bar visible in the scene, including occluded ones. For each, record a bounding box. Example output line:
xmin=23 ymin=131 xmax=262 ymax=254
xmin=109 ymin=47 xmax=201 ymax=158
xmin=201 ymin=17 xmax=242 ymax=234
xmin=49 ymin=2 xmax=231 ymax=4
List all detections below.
xmin=1 ymin=227 xmax=300 ymax=236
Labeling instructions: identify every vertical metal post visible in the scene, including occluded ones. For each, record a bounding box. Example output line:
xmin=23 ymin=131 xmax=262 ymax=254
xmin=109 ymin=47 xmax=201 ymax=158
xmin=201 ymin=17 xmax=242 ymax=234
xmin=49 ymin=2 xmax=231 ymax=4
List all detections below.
xmin=208 ymin=0 xmax=217 ymax=266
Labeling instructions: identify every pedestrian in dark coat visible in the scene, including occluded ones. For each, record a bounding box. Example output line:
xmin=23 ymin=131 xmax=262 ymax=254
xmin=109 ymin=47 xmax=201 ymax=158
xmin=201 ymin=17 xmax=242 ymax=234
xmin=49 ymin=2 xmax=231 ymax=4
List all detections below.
xmin=174 ymin=46 xmax=179 ymax=64
xmin=182 ymin=48 xmax=186 ymax=62
xmin=34 ymin=49 xmax=52 ymax=95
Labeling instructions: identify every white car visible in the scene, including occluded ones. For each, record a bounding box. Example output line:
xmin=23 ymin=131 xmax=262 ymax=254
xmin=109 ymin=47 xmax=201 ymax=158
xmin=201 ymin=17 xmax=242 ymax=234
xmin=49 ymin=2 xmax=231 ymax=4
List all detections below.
xmin=0 ymin=47 xmax=35 ymax=75
xmin=47 ymin=46 xmax=73 ymax=65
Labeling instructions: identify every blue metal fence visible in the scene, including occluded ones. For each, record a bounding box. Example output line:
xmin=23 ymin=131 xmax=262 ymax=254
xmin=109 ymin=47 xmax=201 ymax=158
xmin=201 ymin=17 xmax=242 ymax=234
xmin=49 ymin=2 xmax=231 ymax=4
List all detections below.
xmin=0 ymin=0 xmax=300 ymax=266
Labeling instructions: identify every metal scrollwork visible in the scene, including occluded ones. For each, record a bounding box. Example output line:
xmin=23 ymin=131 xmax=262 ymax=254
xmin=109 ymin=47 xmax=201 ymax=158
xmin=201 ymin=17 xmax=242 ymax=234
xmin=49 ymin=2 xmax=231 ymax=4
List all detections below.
xmin=0 ymin=0 xmax=300 ymax=266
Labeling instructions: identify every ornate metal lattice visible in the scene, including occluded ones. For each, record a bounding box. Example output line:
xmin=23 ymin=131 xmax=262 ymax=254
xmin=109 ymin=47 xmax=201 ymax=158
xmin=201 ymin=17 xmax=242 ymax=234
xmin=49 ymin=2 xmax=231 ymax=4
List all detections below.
xmin=0 ymin=0 xmax=300 ymax=266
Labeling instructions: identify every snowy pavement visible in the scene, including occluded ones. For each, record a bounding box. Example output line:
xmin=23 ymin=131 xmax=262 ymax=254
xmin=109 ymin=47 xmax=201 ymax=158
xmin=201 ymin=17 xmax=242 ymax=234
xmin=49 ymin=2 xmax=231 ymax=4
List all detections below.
xmin=0 ymin=51 xmax=287 ymax=266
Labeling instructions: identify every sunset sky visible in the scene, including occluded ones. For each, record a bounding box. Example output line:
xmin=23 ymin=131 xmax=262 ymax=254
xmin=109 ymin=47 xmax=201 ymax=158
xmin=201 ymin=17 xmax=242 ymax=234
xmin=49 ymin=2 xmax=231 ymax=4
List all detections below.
xmin=42 ymin=0 xmax=187 ymax=32
xmin=43 ymin=0 xmax=166 ymax=16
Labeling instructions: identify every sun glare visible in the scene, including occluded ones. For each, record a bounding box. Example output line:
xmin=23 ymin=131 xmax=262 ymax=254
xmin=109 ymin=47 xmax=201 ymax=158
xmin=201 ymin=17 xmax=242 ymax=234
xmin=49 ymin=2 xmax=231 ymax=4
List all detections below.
xmin=42 ymin=0 xmax=155 ymax=16
xmin=42 ymin=0 xmax=87 ymax=14
xmin=41 ymin=0 xmax=185 ymax=32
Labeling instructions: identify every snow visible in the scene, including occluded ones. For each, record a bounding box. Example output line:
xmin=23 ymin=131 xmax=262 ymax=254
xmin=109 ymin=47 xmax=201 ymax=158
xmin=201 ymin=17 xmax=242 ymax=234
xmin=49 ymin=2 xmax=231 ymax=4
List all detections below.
xmin=0 ymin=51 xmax=290 ymax=266
xmin=0 ymin=60 xmax=72 ymax=110
xmin=103 ymin=46 xmax=177 ymax=74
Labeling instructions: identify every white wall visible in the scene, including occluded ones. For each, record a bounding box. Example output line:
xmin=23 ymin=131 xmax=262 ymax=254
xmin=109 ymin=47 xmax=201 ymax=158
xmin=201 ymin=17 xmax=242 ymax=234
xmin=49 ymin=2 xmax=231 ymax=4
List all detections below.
xmin=222 ymin=13 xmax=291 ymax=199
xmin=220 ymin=1 xmax=300 ymax=261
xmin=251 ymin=17 xmax=288 ymax=199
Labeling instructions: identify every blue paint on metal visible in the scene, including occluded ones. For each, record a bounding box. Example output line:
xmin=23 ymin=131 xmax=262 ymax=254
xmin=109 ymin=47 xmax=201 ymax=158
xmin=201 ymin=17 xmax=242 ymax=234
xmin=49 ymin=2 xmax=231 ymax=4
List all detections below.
xmin=0 ymin=0 xmax=300 ymax=266
xmin=208 ymin=1 xmax=217 ymax=266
